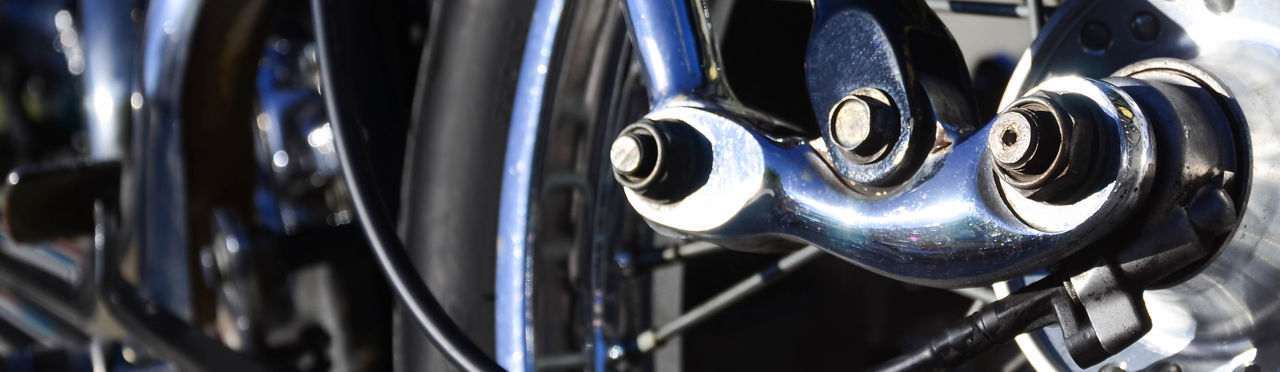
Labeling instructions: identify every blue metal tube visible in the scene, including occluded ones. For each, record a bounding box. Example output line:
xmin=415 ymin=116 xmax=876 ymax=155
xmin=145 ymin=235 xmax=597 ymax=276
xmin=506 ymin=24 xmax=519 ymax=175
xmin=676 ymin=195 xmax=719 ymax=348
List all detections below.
xmin=621 ymin=0 xmax=728 ymax=106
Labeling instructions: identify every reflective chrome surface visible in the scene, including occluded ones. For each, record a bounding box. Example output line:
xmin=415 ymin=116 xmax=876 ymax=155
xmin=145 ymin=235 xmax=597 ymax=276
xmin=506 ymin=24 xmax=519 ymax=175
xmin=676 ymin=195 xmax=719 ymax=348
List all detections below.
xmin=253 ymin=36 xmax=349 ymax=233
xmin=132 ymin=0 xmax=201 ymax=321
xmin=999 ymin=77 xmax=1155 ymax=233
xmin=617 ymin=0 xmax=1157 ymax=288
xmin=807 ymin=0 xmax=978 ymax=187
xmin=625 ymin=76 xmax=1154 ymax=287
xmin=79 ymin=0 xmax=135 ymax=161
xmin=997 ymin=0 xmax=1280 ymax=370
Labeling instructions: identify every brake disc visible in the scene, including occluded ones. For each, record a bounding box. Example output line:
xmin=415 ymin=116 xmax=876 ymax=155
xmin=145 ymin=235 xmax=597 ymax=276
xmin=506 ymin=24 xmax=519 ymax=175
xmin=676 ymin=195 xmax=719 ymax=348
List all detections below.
xmin=997 ymin=0 xmax=1280 ymax=370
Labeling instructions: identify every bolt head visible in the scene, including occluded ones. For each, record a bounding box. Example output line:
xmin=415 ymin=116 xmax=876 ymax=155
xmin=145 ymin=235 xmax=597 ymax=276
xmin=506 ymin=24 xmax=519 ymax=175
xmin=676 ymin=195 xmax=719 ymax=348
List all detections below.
xmin=832 ymin=97 xmax=873 ymax=150
xmin=610 ymin=135 xmax=645 ymax=175
xmin=829 ymin=89 xmax=899 ymax=164
xmin=989 ymin=110 xmax=1039 ymax=166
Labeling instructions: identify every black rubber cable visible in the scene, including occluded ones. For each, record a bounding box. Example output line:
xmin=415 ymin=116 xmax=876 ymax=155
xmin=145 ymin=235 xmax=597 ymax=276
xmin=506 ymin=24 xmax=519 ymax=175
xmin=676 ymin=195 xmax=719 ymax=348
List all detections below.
xmin=310 ymin=1 xmax=504 ymax=370
xmin=868 ymin=282 xmax=1062 ymax=371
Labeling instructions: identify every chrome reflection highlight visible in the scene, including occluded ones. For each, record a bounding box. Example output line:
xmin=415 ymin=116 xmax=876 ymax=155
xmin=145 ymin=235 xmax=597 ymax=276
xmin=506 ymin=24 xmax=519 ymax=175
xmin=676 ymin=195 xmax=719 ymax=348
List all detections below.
xmin=625 ymin=75 xmax=1155 ymax=288
xmin=1000 ymin=0 xmax=1280 ymax=370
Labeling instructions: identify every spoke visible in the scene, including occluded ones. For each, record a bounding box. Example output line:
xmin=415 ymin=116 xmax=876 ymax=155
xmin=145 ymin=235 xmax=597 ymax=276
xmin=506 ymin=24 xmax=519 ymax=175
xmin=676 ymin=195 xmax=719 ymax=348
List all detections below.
xmin=656 ymin=241 xmax=723 ymax=262
xmin=624 ymin=246 xmax=824 ymax=355
xmin=618 ymin=241 xmax=725 ymax=272
xmin=948 ymin=286 xmax=996 ymax=303
xmin=949 ymin=287 xmax=995 ymax=315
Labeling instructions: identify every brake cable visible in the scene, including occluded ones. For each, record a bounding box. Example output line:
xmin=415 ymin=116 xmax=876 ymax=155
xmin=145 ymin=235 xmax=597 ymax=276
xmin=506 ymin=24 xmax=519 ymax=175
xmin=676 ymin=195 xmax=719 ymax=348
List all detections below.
xmin=870 ymin=280 xmax=1062 ymax=371
xmin=310 ymin=0 xmax=503 ymax=370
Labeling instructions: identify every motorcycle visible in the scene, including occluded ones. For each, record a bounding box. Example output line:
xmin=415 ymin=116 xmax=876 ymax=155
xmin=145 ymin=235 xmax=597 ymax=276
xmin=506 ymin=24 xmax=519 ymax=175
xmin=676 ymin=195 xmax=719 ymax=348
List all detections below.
xmin=0 ymin=0 xmax=1273 ymax=371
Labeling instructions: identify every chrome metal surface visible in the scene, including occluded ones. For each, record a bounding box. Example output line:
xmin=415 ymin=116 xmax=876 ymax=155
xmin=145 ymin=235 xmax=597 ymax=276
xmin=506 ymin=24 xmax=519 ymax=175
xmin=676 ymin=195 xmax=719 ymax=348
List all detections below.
xmin=623 ymin=82 xmax=1153 ymax=286
xmin=201 ymin=210 xmax=260 ymax=352
xmin=997 ymin=0 xmax=1280 ymax=370
xmin=132 ymin=0 xmax=201 ymax=321
xmin=807 ymin=0 xmax=977 ymax=188
xmin=253 ymin=35 xmax=349 ymax=233
xmin=999 ymin=77 xmax=1154 ymax=232
xmin=496 ymin=0 xmax=567 ymax=370
xmin=79 ymin=0 xmax=135 ymax=161
xmin=614 ymin=0 xmax=1157 ymax=292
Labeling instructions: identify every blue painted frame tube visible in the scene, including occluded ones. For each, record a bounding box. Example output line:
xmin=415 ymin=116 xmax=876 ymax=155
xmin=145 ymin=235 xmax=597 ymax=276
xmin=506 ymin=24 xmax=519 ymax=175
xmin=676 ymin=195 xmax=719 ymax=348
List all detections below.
xmin=496 ymin=0 xmax=567 ymax=371
xmin=621 ymin=0 xmax=728 ymax=106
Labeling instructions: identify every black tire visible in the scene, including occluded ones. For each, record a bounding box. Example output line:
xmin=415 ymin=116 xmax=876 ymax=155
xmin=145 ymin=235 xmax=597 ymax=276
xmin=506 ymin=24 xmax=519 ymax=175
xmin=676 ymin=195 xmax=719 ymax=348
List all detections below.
xmin=395 ymin=1 xmax=535 ymax=370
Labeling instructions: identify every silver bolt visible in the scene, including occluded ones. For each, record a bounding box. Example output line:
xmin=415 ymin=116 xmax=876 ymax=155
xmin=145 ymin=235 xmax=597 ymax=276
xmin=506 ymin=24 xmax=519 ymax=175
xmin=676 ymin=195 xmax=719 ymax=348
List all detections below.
xmin=829 ymin=89 xmax=898 ymax=164
xmin=832 ymin=97 xmax=873 ymax=150
xmin=989 ymin=110 xmax=1038 ymax=166
xmin=610 ymin=135 xmax=644 ymax=175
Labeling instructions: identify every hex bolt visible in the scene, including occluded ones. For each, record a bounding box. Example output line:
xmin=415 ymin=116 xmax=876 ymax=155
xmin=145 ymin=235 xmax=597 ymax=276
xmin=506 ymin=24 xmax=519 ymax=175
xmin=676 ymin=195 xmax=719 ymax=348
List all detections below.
xmin=993 ymin=97 xmax=1064 ymax=187
xmin=988 ymin=92 xmax=1106 ymax=203
xmin=829 ymin=88 xmax=899 ymax=164
xmin=988 ymin=102 xmax=1063 ymax=184
xmin=989 ymin=110 xmax=1040 ymax=168
xmin=1080 ymin=20 xmax=1112 ymax=52
xmin=1129 ymin=12 xmax=1160 ymax=42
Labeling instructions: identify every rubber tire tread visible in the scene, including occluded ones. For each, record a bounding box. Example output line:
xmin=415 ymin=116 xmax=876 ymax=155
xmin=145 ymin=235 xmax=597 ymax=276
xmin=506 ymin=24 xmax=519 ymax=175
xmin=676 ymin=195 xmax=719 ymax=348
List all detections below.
xmin=395 ymin=0 xmax=536 ymax=371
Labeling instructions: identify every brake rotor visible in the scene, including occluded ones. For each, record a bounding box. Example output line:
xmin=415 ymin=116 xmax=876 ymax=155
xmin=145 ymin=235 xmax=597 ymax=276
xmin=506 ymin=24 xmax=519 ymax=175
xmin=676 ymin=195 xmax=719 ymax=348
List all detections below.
xmin=997 ymin=0 xmax=1280 ymax=370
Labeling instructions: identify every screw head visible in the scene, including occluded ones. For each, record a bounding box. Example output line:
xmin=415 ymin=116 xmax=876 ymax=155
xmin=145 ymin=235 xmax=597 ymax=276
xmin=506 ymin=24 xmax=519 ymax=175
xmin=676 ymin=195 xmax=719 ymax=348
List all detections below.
xmin=610 ymin=135 xmax=645 ymax=175
xmin=989 ymin=110 xmax=1039 ymax=167
xmin=832 ymin=97 xmax=873 ymax=150
xmin=829 ymin=88 xmax=899 ymax=164
xmin=989 ymin=100 xmax=1066 ymax=188
xmin=989 ymin=92 xmax=1116 ymax=204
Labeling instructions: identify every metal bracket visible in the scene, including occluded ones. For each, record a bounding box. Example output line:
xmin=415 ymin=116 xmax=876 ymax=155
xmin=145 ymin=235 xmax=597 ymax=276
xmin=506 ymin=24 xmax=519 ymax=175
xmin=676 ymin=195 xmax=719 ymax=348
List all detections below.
xmin=807 ymin=0 xmax=979 ymax=187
